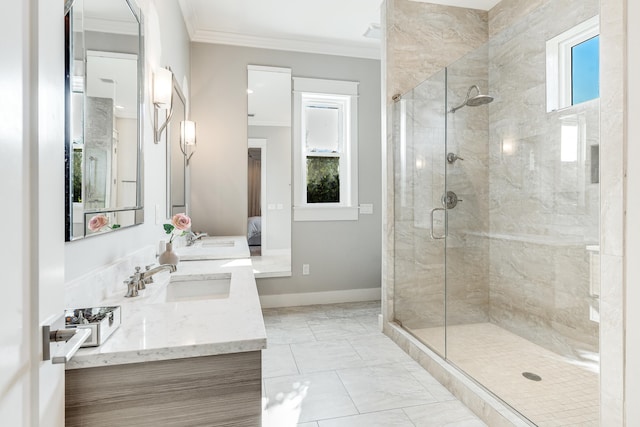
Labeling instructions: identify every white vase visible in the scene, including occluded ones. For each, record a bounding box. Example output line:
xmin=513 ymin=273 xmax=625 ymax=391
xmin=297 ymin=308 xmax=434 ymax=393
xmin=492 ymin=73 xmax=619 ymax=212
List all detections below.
xmin=158 ymin=242 xmax=179 ymax=266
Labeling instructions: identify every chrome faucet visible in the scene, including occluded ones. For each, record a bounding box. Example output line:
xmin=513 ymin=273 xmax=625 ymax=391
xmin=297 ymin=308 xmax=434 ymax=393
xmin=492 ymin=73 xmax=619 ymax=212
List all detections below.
xmin=186 ymin=231 xmax=208 ymax=246
xmin=124 ymin=264 xmax=177 ymax=297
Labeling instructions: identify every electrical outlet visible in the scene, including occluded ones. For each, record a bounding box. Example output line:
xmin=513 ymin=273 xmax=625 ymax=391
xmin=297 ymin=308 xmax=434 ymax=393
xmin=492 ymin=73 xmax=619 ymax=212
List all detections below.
xmin=302 ymin=264 xmax=310 ymax=275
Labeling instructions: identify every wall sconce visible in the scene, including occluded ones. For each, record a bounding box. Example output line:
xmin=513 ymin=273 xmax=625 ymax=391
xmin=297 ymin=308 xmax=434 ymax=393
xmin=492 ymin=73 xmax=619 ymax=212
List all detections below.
xmin=180 ymin=120 xmax=197 ymax=164
xmin=153 ymin=67 xmax=173 ymax=144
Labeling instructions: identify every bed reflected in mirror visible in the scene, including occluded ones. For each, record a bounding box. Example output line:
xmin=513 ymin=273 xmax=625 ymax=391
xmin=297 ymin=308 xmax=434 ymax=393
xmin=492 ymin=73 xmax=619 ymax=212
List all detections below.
xmin=247 ymin=65 xmax=292 ymax=277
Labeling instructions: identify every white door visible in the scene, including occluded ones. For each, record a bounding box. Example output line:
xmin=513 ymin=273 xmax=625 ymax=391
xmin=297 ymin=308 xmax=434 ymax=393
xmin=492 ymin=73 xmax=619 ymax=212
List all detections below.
xmin=0 ymin=1 xmax=66 ymax=425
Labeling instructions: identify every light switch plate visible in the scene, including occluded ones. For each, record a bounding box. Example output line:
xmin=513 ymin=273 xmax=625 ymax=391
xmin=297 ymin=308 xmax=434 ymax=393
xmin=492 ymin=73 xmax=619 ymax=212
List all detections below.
xmin=359 ymin=203 xmax=373 ymax=214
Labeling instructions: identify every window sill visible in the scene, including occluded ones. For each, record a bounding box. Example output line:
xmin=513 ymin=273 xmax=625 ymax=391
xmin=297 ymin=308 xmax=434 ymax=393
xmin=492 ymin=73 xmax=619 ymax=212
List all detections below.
xmin=293 ymin=205 xmax=359 ymax=222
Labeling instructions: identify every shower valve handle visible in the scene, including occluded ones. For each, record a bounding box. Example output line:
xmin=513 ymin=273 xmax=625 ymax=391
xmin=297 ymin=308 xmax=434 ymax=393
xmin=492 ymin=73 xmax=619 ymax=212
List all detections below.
xmin=447 ymin=153 xmax=464 ymax=164
xmin=442 ymin=191 xmax=462 ymax=209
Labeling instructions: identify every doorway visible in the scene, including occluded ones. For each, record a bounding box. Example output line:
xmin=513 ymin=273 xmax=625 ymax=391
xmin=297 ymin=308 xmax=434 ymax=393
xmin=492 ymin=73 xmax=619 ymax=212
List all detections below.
xmin=248 ymin=138 xmax=267 ymax=256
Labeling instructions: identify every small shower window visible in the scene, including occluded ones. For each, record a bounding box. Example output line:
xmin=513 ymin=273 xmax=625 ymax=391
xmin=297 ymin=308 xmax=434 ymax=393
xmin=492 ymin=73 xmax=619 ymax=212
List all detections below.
xmin=546 ymin=15 xmax=600 ymax=112
xmin=571 ymin=35 xmax=599 ymax=105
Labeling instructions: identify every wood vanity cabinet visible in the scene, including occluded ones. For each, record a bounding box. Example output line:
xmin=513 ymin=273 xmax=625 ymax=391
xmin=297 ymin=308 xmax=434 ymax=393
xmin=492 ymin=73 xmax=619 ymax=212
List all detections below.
xmin=65 ymin=351 xmax=262 ymax=426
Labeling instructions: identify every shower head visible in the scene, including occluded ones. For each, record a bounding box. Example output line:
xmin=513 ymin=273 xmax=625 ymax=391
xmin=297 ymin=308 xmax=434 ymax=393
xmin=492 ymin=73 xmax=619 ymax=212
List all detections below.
xmin=450 ymin=85 xmax=493 ymax=113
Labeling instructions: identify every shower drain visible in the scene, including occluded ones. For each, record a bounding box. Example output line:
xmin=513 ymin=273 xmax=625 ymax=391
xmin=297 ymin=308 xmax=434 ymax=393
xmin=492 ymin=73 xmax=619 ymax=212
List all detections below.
xmin=522 ymin=372 xmax=542 ymax=381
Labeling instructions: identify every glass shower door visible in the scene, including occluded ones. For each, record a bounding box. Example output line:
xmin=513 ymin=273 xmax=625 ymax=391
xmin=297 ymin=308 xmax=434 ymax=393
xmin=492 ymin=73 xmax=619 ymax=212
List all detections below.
xmin=393 ymin=69 xmax=448 ymax=357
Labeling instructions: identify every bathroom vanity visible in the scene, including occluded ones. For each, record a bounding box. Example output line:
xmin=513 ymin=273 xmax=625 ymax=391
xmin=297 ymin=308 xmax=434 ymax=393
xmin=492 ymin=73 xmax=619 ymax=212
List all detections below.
xmin=64 ymin=246 xmax=266 ymax=426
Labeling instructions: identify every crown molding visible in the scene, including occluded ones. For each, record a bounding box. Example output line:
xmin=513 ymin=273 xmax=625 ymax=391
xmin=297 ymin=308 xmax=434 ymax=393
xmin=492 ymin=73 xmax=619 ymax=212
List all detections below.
xmin=190 ymin=29 xmax=380 ymax=59
xmin=408 ymin=0 xmax=501 ymax=10
xmin=177 ymin=0 xmax=381 ymax=59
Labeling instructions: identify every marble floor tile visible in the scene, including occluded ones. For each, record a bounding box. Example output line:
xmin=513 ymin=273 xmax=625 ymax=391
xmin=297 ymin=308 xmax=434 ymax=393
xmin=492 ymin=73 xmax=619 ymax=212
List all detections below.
xmin=307 ymin=318 xmax=369 ymax=341
xmin=403 ymin=401 xmax=488 ymax=426
xmin=348 ymin=334 xmax=414 ymax=364
xmin=263 ymin=344 xmax=299 ymax=378
xmin=321 ymin=301 xmax=381 ymax=318
xmin=337 ymin=364 xmax=438 ymax=413
xmin=265 ymin=323 xmax=317 ymax=345
xmin=289 ymin=340 xmax=364 ymax=373
xmin=317 ymin=409 xmax=415 ymax=427
xmin=262 ymin=302 xmax=485 ymax=427
xmin=351 ymin=314 xmax=382 ymax=334
xmin=263 ymin=371 xmax=358 ymax=424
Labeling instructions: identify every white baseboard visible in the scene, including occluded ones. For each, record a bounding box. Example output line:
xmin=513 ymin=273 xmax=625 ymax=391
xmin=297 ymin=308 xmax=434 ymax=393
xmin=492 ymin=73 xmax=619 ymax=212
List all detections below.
xmin=259 ymin=287 xmax=381 ymax=308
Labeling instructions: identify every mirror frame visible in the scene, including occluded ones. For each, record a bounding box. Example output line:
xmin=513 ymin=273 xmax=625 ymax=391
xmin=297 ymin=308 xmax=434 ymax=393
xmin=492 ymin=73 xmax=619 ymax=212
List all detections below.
xmin=166 ymin=74 xmax=188 ymax=218
xmin=64 ymin=0 xmax=145 ymax=241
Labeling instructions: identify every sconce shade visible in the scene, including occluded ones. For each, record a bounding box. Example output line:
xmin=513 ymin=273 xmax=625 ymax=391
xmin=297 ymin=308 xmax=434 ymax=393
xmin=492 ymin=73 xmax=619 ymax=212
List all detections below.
xmin=181 ymin=120 xmax=196 ymax=146
xmin=153 ymin=68 xmax=173 ymax=108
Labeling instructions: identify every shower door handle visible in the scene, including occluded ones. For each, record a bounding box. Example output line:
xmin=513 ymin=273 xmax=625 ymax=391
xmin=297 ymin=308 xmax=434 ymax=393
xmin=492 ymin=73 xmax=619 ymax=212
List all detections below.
xmin=430 ymin=207 xmax=447 ymax=240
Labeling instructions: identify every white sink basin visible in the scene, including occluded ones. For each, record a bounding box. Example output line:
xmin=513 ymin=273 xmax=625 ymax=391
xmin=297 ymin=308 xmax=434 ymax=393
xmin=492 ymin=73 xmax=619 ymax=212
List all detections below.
xmin=164 ymin=274 xmax=231 ymax=302
xmin=175 ymin=236 xmax=249 ymax=260
xmin=201 ymin=240 xmax=235 ymax=248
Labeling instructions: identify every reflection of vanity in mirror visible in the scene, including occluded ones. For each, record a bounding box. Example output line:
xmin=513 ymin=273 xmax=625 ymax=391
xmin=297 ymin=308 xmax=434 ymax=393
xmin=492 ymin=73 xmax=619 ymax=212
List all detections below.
xmin=65 ymin=0 xmax=144 ymax=241
xmin=247 ymin=65 xmax=292 ymax=277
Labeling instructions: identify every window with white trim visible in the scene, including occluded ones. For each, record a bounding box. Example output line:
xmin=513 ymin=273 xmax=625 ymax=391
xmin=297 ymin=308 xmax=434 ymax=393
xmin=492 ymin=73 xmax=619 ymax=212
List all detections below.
xmin=293 ymin=77 xmax=359 ymax=221
xmin=546 ymin=16 xmax=600 ymax=112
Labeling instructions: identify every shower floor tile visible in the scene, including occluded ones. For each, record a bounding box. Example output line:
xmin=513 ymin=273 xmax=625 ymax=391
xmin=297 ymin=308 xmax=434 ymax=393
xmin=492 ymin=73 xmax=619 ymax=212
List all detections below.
xmin=410 ymin=323 xmax=599 ymax=427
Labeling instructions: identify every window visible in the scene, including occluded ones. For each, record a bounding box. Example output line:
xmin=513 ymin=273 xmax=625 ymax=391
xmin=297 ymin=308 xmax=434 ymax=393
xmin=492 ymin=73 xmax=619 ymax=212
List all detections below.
xmin=546 ymin=16 xmax=599 ymax=112
xmin=571 ymin=35 xmax=599 ymax=105
xmin=293 ymin=77 xmax=359 ymax=221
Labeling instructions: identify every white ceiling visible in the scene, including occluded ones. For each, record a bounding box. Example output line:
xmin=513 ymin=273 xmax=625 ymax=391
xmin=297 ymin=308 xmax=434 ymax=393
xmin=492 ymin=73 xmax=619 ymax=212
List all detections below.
xmin=178 ymin=0 xmax=502 ymax=60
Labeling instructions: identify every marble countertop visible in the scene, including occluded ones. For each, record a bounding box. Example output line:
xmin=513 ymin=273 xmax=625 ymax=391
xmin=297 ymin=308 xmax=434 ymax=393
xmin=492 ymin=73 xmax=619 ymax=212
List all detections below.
xmin=66 ymin=256 xmax=266 ymax=370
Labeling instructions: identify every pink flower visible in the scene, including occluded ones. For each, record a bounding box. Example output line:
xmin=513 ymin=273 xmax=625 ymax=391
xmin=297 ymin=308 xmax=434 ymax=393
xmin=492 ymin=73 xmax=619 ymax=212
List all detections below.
xmin=88 ymin=214 xmax=109 ymax=232
xmin=171 ymin=213 xmax=191 ymax=231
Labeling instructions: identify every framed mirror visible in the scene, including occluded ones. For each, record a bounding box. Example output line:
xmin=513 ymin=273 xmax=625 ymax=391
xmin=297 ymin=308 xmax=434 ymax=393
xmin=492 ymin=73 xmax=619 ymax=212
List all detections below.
xmin=167 ymin=77 xmax=188 ymax=217
xmin=247 ymin=65 xmax=292 ymax=276
xmin=64 ymin=0 xmax=144 ymax=240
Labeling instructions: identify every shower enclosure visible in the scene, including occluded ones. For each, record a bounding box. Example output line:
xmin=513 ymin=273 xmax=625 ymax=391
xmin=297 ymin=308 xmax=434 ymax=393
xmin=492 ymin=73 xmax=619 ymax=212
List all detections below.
xmin=391 ymin=38 xmax=600 ymax=426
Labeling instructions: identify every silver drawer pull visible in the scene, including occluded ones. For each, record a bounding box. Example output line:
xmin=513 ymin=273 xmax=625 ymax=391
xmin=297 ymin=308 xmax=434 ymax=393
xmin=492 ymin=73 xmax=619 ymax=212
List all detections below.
xmin=43 ymin=314 xmax=92 ymax=364
xmin=52 ymin=328 xmax=91 ymax=364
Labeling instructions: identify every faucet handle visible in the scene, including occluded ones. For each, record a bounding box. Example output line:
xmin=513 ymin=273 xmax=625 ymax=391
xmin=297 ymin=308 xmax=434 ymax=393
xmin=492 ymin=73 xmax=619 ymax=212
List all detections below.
xmin=144 ymin=264 xmax=155 ymax=284
xmin=124 ymin=279 xmax=139 ymax=298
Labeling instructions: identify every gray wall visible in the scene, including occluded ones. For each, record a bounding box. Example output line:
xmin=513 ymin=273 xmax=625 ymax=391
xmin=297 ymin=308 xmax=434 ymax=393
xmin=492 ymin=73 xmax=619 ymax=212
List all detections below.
xmin=190 ymin=44 xmax=382 ymax=294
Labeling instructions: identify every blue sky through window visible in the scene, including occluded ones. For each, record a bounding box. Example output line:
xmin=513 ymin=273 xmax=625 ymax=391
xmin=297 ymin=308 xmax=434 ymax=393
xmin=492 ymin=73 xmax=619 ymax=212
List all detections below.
xmin=571 ymin=35 xmax=599 ymax=105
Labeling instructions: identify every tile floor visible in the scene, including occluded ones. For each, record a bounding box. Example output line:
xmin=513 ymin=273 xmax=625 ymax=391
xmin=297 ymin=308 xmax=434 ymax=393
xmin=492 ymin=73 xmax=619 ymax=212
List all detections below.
xmin=261 ymin=301 xmax=486 ymax=427
xmin=411 ymin=323 xmax=599 ymax=427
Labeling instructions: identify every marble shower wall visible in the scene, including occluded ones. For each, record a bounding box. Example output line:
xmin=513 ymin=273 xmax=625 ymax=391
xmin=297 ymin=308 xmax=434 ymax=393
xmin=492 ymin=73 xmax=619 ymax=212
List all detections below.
xmin=487 ymin=0 xmax=600 ymax=358
xmin=385 ymin=0 xmax=488 ymax=103
xmin=445 ymin=45 xmax=491 ymax=326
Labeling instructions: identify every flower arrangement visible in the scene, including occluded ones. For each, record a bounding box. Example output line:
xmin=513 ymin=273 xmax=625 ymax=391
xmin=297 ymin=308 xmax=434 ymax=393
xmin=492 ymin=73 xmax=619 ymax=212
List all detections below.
xmin=164 ymin=213 xmax=192 ymax=243
xmin=88 ymin=214 xmax=120 ymax=232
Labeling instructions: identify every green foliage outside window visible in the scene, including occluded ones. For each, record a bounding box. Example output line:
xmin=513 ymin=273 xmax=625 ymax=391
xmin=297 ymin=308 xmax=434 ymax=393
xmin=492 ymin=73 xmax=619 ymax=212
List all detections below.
xmin=307 ymin=156 xmax=339 ymax=203
xmin=72 ymin=149 xmax=82 ymax=203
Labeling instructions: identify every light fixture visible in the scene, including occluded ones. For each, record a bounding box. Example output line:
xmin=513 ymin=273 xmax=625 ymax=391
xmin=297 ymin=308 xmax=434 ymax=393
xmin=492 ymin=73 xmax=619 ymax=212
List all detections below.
xmin=153 ymin=67 xmax=173 ymax=143
xmin=363 ymin=23 xmax=381 ymax=39
xmin=180 ymin=120 xmax=197 ymax=164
